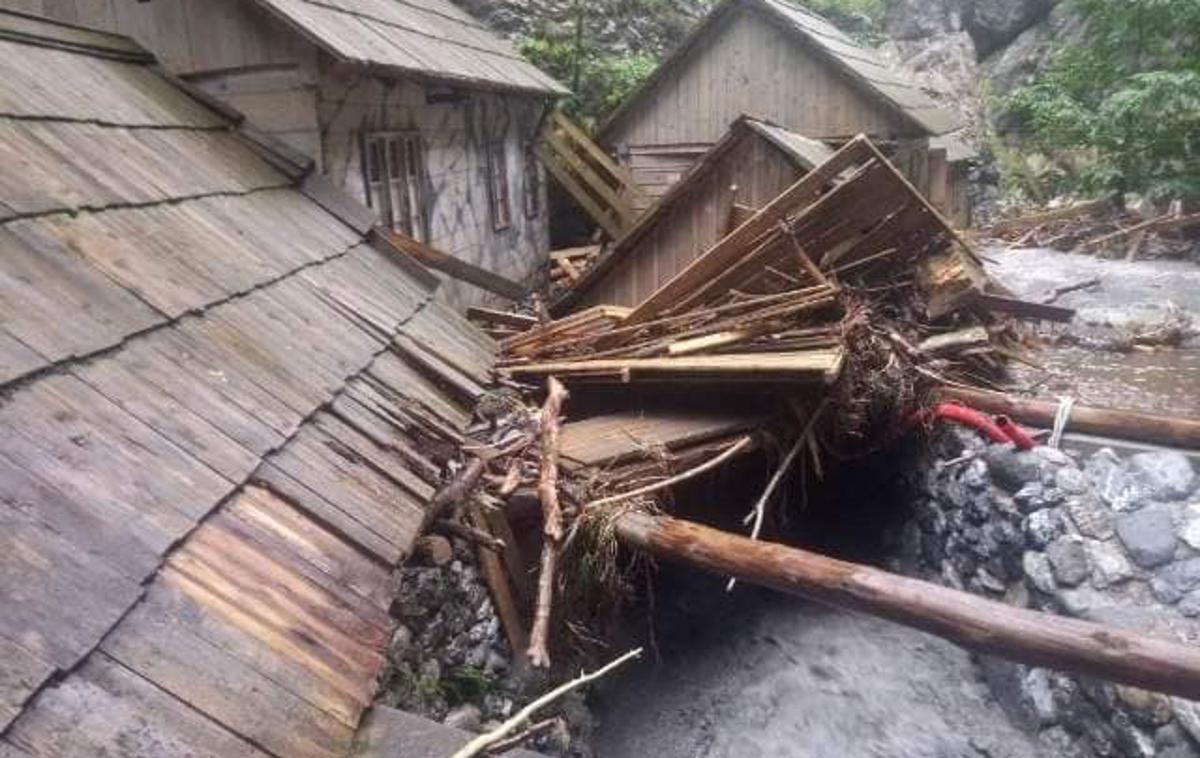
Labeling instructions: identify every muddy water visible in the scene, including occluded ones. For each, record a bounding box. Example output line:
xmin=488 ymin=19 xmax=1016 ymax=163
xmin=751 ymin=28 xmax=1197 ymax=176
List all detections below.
xmin=983 ymin=247 xmax=1200 ymax=416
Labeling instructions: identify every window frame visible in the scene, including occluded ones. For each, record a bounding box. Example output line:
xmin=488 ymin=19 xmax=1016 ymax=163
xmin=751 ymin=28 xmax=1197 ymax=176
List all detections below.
xmin=486 ymin=138 xmax=512 ymax=232
xmin=362 ymin=130 xmax=427 ymax=241
xmin=523 ymin=145 xmax=542 ymax=220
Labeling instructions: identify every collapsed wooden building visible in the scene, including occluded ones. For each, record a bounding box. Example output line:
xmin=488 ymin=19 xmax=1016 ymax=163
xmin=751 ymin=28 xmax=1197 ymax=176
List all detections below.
xmin=558 ymin=115 xmax=834 ymax=311
xmin=596 ymin=0 xmax=973 ymax=228
xmin=0 ymin=13 xmax=498 ymax=756
xmin=4 ymin=0 xmax=567 ymax=305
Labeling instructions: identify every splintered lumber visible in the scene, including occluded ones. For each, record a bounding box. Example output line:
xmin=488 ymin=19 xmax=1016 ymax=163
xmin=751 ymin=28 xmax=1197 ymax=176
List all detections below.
xmin=917 ymin=326 xmax=991 ymax=357
xmin=550 ymin=244 xmax=601 ymax=262
xmin=986 ymin=199 xmax=1109 ymax=236
xmin=528 ymin=377 xmax=568 ymax=668
xmin=939 ymin=387 xmax=1200 ymax=450
xmin=468 ymin=503 xmax=528 ymax=656
xmin=503 ymin=305 xmax=631 ymax=359
xmin=425 ymin=457 xmax=487 ymax=526
xmin=467 ymin=307 xmax=538 ymax=330
xmin=621 ymin=136 xmax=873 ymax=328
xmin=507 ymin=349 xmax=845 ymax=385
xmin=618 ymin=134 xmax=987 ymax=328
xmin=615 ymin=512 xmax=1200 ymax=699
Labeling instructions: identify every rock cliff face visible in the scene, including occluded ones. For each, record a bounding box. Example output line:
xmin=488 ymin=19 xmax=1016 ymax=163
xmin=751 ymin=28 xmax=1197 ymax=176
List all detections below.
xmin=452 ymin=0 xmax=710 ymax=58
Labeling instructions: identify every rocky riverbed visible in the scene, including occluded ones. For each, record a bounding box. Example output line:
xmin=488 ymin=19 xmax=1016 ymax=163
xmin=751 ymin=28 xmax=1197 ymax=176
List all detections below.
xmin=906 ymin=429 xmax=1200 ymax=758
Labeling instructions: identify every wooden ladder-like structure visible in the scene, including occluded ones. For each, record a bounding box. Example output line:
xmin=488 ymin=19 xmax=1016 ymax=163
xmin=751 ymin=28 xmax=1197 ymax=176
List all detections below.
xmin=535 ymin=111 xmax=647 ymax=240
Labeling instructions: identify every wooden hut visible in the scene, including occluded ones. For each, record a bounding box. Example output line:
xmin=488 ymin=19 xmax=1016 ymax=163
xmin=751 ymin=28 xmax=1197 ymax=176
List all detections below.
xmin=598 ymin=0 xmax=972 ymax=227
xmin=0 ymin=12 xmax=498 ymax=755
xmin=559 ymin=116 xmax=833 ymax=310
xmin=6 ymin=0 xmax=567 ymax=304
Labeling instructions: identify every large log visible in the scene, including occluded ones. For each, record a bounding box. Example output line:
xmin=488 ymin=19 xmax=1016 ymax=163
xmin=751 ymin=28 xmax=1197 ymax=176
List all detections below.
xmin=940 ymin=387 xmax=1200 ymax=450
xmin=615 ymin=512 xmax=1200 ymax=699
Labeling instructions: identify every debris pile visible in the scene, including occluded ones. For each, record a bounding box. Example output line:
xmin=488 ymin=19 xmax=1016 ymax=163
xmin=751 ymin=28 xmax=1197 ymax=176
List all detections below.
xmin=407 ymin=135 xmax=1200 ymax=753
xmin=451 ymin=135 xmax=1076 ymax=676
xmin=982 ymin=198 xmax=1200 ymax=261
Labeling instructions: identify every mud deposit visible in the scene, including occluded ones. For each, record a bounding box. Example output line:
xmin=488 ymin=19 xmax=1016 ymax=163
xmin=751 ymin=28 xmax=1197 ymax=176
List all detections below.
xmin=593 ymin=573 xmax=1045 ymax=758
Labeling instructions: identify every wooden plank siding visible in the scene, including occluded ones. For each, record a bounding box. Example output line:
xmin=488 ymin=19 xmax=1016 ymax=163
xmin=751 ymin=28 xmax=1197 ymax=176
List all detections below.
xmin=576 ymin=123 xmax=820 ymax=309
xmin=605 ymin=5 xmax=915 ymax=158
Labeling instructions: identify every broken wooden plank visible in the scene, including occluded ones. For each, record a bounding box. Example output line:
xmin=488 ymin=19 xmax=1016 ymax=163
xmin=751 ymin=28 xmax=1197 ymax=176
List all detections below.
xmin=615 ymin=511 xmax=1200 ymax=700
xmin=467 ymin=307 xmax=538 ymax=330
xmin=559 ymin=410 xmax=760 ymax=468
xmin=620 ymin=137 xmax=874 ymax=327
xmin=507 ymin=349 xmax=844 ymax=384
xmin=917 ymin=326 xmax=991 ymax=357
xmin=985 ymin=199 xmax=1109 ymax=236
xmin=373 ymin=229 xmax=525 ymax=301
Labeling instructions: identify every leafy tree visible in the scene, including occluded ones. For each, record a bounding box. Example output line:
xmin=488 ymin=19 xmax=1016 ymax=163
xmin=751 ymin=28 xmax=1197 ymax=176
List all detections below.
xmin=1003 ymin=0 xmax=1200 ymax=202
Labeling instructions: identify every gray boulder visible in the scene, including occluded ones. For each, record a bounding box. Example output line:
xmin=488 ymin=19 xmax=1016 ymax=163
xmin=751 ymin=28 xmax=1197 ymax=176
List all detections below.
xmin=1086 ymin=450 xmax=1149 ymax=512
xmin=1129 ymin=451 xmax=1197 ymax=502
xmin=885 ymin=0 xmax=964 ymax=40
xmin=966 ymin=0 xmax=1056 ymax=58
xmin=1116 ymin=504 xmax=1178 ymax=568
xmin=985 ymin=446 xmax=1044 ymax=493
xmin=1151 ymin=558 xmax=1200 ymax=604
xmin=1046 ymin=535 xmax=1089 ymax=586
xmin=1085 ymin=539 xmax=1133 ymax=588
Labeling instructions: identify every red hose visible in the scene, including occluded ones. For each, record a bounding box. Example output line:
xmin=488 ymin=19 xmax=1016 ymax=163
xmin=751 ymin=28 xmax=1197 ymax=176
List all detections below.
xmin=995 ymin=415 xmax=1038 ymax=451
xmin=910 ymin=402 xmax=1037 ymax=450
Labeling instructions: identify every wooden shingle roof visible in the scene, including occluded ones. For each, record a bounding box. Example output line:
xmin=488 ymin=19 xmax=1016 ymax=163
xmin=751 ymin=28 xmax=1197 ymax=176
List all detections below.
xmin=601 ymin=0 xmax=959 ymax=140
xmin=250 ymin=0 xmax=567 ymax=95
xmin=0 ymin=11 xmax=494 ymax=756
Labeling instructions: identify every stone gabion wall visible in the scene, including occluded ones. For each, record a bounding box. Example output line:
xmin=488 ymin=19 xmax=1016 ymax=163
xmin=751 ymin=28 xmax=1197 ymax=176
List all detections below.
xmin=901 ymin=428 xmax=1200 ymax=758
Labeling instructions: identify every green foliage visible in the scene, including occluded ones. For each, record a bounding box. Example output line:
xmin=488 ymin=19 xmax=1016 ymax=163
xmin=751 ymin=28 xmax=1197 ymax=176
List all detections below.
xmin=520 ymin=33 xmax=657 ymax=131
xmin=441 ymin=666 xmax=499 ymax=705
xmin=1002 ymin=0 xmax=1200 ymax=201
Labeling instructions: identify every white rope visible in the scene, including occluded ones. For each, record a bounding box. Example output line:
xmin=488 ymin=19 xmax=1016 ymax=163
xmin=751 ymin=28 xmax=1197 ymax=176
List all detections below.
xmin=1049 ymin=396 xmax=1075 ymax=449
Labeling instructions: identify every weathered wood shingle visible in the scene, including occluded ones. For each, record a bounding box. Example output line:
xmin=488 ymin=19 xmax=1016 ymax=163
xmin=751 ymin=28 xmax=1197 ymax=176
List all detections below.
xmin=0 ymin=11 xmax=496 ymax=755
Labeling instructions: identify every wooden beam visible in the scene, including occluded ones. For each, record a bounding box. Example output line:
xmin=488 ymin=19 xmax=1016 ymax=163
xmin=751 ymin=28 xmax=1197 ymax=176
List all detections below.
xmin=542 ymin=128 xmax=635 ymax=225
xmin=466 ymin=307 xmax=538 ymax=330
xmin=615 ymin=512 xmax=1200 ymax=700
xmin=535 ymin=144 xmax=625 ymax=240
xmin=939 ymin=387 xmax=1200 ymax=450
xmin=507 ymin=349 xmax=844 ymax=384
xmin=373 ymin=229 xmax=525 ymax=301
xmin=970 ymin=292 xmax=1075 ymax=322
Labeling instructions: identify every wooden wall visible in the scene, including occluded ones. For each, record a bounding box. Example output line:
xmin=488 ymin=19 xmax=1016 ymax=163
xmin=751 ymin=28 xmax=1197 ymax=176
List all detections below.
xmin=580 ymin=130 xmax=806 ymax=308
xmin=317 ymin=70 xmax=550 ymax=307
xmin=605 ymin=5 xmax=917 ymax=157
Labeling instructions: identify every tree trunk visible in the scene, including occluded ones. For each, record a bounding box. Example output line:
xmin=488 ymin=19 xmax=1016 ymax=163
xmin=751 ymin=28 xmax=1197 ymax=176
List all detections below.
xmin=615 ymin=512 xmax=1200 ymax=700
